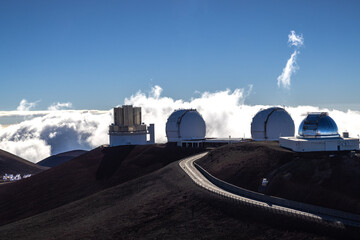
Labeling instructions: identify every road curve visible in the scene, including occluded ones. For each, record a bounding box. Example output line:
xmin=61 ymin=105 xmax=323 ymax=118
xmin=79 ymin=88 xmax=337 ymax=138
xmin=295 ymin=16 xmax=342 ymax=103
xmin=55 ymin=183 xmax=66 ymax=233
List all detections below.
xmin=179 ymin=152 xmax=360 ymax=229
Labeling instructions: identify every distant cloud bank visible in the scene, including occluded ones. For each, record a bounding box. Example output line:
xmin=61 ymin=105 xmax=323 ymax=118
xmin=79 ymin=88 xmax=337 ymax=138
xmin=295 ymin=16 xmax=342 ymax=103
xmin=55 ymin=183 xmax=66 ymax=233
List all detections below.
xmin=16 ymin=99 xmax=39 ymax=111
xmin=48 ymin=102 xmax=73 ymax=111
xmin=0 ymin=107 xmax=111 ymax=163
xmin=1 ymin=86 xmax=360 ymax=163
xmin=277 ymin=30 xmax=304 ymax=89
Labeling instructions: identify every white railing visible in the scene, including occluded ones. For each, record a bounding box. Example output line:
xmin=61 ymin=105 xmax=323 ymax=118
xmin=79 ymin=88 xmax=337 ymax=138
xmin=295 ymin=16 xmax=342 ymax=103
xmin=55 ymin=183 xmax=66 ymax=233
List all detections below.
xmin=179 ymin=153 xmax=360 ymax=229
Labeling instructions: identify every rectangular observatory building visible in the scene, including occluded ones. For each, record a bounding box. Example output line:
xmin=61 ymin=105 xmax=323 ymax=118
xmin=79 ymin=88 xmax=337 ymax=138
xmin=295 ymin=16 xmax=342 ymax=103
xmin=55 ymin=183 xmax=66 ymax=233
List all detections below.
xmin=280 ymin=136 xmax=359 ymax=152
xmin=109 ymin=105 xmax=155 ymax=146
xmin=279 ymin=112 xmax=359 ymax=152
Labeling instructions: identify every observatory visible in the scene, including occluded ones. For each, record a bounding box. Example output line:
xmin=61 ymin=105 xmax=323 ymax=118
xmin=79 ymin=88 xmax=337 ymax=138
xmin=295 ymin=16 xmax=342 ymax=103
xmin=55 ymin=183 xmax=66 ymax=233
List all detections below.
xmin=251 ymin=107 xmax=295 ymax=141
xmin=280 ymin=112 xmax=359 ymax=152
xmin=165 ymin=109 xmax=248 ymax=147
xmin=109 ymin=105 xmax=155 ymax=147
xmin=166 ymin=109 xmax=206 ymax=146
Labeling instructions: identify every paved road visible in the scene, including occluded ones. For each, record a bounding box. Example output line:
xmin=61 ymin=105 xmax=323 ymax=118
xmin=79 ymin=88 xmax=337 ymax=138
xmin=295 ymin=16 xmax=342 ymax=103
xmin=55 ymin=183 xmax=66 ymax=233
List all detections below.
xmin=179 ymin=152 xmax=360 ymax=228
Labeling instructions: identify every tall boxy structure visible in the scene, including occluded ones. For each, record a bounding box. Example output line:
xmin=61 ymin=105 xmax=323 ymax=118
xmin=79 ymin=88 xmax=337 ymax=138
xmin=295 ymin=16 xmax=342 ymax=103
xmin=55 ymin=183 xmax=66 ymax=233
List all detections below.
xmin=109 ymin=105 xmax=155 ymax=146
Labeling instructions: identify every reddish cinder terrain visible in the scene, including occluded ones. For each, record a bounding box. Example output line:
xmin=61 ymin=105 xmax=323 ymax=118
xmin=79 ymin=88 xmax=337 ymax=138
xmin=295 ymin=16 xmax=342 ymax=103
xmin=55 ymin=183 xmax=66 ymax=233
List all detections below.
xmin=197 ymin=141 xmax=360 ymax=214
xmin=37 ymin=150 xmax=87 ymax=167
xmin=0 ymin=143 xmax=356 ymax=239
xmin=0 ymin=149 xmax=47 ymax=176
xmin=0 ymin=144 xmax=204 ymax=226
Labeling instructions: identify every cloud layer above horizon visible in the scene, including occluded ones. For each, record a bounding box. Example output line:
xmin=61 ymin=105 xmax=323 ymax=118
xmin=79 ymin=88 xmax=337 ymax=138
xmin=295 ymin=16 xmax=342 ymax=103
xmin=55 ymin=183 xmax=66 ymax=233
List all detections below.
xmin=1 ymin=85 xmax=360 ymax=163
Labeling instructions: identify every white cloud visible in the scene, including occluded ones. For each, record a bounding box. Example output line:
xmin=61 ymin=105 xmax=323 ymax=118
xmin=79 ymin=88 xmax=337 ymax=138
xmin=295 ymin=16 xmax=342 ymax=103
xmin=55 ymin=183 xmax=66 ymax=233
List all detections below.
xmin=288 ymin=30 xmax=304 ymax=47
xmin=126 ymin=86 xmax=360 ymax=142
xmin=0 ymin=138 xmax=51 ymax=163
xmin=124 ymin=85 xmax=257 ymax=141
xmin=48 ymin=102 xmax=73 ymax=111
xmin=1 ymin=86 xmax=360 ymax=163
xmin=277 ymin=30 xmax=304 ymax=89
xmin=277 ymin=50 xmax=298 ymax=89
xmin=16 ymin=99 xmax=39 ymax=111
xmin=150 ymin=85 xmax=162 ymax=99
xmin=0 ymin=110 xmax=112 ymax=163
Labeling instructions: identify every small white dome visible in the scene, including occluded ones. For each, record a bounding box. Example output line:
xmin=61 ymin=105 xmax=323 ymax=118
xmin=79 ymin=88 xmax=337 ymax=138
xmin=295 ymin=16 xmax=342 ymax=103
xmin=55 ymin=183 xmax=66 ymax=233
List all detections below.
xmin=166 ymin=109 xmax=206 ymax=142
xmin=251 ymin=107 xmax=295 ymax=141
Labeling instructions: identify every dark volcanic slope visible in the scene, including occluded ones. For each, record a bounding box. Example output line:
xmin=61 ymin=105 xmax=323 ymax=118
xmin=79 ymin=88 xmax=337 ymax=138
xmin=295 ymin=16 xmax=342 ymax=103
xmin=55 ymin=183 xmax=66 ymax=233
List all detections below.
xmin=0 ymin=161 xmax=335 ymax=240
xmin=0 ymin=149 xmax=47 ymax=176
xmin=0 ymin=144 xmax=204 ymax=226
xmin=197 ymin=141 xmax=360 ymax=214
xmin=37 ymin=150 xmax=88 ymax=167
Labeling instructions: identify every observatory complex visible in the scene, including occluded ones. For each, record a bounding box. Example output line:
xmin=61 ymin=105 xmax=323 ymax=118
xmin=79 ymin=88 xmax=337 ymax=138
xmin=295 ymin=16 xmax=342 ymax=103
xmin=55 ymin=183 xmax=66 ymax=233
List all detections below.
xmin=109 ymin=105 xmax=154 ymax=147
xmin=251 ymin=107 xmax=295 ymax=141
xmin=280 ymin=112 xmax=359 ymax=152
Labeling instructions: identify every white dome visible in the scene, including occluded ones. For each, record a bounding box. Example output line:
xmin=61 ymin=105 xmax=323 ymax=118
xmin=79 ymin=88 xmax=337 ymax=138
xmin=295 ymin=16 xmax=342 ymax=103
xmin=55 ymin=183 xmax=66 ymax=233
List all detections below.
xmin=166 ymin=109 xmax=206 ymax=142
xmin=251 ymin=107 xmax=295 ymax=141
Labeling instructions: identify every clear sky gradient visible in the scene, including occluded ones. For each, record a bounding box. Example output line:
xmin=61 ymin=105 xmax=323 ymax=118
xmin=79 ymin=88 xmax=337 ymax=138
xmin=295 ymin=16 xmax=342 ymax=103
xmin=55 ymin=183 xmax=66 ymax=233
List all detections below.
xmin=1 ymin=0 xmax=359 ymax=110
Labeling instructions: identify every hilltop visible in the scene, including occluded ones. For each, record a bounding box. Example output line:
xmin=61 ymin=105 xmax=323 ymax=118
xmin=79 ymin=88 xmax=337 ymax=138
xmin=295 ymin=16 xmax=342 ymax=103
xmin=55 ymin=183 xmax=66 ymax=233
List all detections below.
xmin=0 ymin=144 xmax=204 ymax=226
xmin=37 ymin=150 xmax=88 ymax=167
xmin=196 ymin=141 xmax=360 ymax=214
xmin=0 ymin=149 xmax=47 ymax=176
xmin=0 ymin=142 xmax=356 ymax=239
xmin=0 ymin=151 xmax=334 ymax=240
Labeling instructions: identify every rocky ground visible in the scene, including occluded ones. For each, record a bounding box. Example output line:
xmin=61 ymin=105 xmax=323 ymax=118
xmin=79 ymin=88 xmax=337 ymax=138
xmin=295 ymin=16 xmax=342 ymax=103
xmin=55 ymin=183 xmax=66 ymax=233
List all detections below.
xmin=0 ymin=157 xmax=335 ymax=240
xmin=196 ymin=141 xmax=360 ymax=215
xmin=37 ymin=150 xmax=88 ymax=167
xmin=0 ymin=149 xmax=47 ymax=177
xmin=0 ymin=142 xmax=357 ymax=239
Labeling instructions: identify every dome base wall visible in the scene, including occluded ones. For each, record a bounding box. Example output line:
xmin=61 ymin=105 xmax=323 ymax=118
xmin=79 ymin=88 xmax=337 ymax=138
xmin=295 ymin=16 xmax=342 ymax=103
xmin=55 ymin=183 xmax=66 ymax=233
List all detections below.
xmin=279 ymin=137 xmax=359 ymax=152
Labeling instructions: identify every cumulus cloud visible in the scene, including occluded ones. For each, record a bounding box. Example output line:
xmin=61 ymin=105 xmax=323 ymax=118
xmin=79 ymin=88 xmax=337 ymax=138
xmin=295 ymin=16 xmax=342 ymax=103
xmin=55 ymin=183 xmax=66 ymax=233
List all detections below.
xmin=150 ymin=85 xmax=163 ymax=99
xmin=0 ymin=110 xmax=111 ymax=163
xmin=125 ymin=85 xmax=257 ymax=141
xmin=277 ymin=30 xmax=304 ymax=89
xmin=16 ymin=99 xmax=39 ymax=111
xmin=125 ymin=85 xmax=360 ymax=141
xmin=48 ymin=102 xmax=73 ymax=111
xmin=1 ymin=85 xmax=360 ymax=163
xmin=126 ymin=85 xmax=360 ymax=141
xmin=288 ymin=30 xmax=304 ymax=47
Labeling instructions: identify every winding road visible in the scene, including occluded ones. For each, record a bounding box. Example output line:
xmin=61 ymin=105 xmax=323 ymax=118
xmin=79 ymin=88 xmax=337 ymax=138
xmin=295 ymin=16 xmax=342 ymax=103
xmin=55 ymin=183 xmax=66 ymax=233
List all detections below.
xmin=179 ymin=152 xmax=360 ymax=229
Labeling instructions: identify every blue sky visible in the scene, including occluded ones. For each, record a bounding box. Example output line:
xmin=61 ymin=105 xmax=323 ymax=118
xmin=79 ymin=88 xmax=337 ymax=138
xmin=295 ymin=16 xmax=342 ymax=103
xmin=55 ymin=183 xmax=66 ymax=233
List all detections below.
xmin=1 ymin=0 xmax=359 ymax=111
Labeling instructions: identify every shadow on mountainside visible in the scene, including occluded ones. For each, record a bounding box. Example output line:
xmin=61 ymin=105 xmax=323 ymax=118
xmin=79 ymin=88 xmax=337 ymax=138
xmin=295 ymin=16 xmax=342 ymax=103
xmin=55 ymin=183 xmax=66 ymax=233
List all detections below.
xmin=0 ymin=149 xmax=47 ymax=176
xmin=0 ymin=160 xmax=348 ymax=240
xmin=0 ymin=144 xmax=204 ymax=226
xmin=196 ymin=141 xmax=360 ymax=215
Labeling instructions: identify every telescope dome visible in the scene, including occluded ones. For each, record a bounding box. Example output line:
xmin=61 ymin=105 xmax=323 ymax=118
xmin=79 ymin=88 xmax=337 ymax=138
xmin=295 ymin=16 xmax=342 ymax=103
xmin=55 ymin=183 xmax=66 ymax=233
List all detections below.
xmin=251 ymin=107 xmax=295 ymax=141
xmin=298 ymin=112 xmax=340 ymax=138
xmin=166 ymin=109 xmax=206 ymax=142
